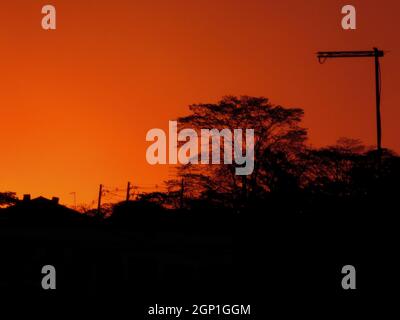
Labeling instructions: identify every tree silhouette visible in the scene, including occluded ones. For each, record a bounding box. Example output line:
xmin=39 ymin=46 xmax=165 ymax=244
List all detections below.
xmin=168 ymin=95 xmax=307 ymax=209
xmin=0 ymin=192 xmax=18 ymax=208
xmin=157 ymin=95 xmax=400 ymax=215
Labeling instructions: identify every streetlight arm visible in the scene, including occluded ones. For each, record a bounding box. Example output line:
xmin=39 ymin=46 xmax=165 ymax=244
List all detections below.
xmin=317 ymin=49 xmax=384 ymax=63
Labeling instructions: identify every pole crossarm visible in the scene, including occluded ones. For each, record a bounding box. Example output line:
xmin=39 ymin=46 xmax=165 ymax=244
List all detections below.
xmin=317 ymin=49 xmax=384 ymax=61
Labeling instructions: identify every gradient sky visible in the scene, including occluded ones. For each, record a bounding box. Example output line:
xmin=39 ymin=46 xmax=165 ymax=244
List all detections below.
xmin=0 ymin=0 xmax=399 ymax=206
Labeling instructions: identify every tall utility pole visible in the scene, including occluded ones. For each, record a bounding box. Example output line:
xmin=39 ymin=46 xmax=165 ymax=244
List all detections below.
xmin=316 ymin=48 xmax=384 ymax=155
xmin=97 ymin=184 xmax=103 ymax=216
xmin=126 ymin=181 xmax=131 ymax=201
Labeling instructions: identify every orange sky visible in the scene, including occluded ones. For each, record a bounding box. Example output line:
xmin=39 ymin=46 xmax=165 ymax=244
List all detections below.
xmin=0 ymin=0 xmax=399 ymax=206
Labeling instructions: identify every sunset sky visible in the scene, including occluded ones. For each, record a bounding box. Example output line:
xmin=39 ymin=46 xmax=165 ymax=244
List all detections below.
xmin=0 ymin=0 xmax=399 ymax=206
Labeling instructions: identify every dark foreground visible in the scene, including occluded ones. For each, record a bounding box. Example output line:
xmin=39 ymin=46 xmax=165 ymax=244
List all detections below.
xmin=0 ymin=197 xmax=398 ymax=316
